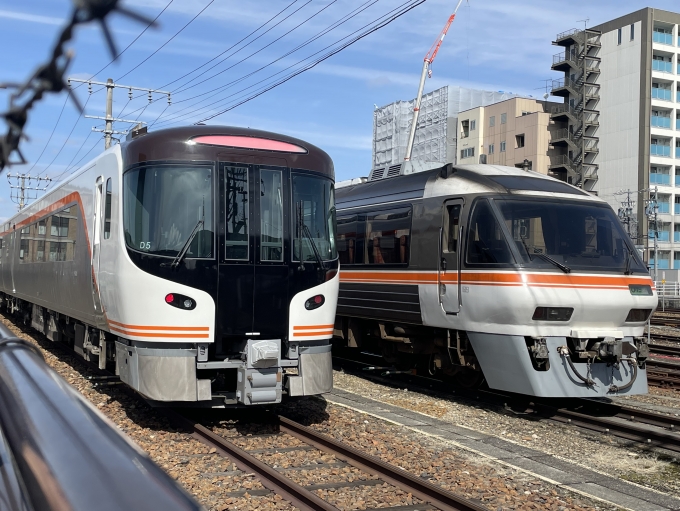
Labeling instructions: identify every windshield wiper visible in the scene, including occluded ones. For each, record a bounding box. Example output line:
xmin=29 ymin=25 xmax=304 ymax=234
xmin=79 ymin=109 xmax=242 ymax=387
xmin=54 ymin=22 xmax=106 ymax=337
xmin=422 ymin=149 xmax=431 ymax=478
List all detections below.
xmin=520 ymin=238 xmax=571 ymax=274
xmin=624 ymin=246 xmax=633 ymax=275
xmin=161 ymin=219 xmax=203 ymax=269
xmin=301 ymin=223 xmax=327 ymax=270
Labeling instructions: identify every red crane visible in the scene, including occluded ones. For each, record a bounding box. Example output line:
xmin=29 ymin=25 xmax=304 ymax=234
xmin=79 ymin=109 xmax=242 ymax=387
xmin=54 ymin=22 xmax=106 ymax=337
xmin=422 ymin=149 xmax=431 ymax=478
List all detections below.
xmin=404 ymin=0 xmax=464 ymax=161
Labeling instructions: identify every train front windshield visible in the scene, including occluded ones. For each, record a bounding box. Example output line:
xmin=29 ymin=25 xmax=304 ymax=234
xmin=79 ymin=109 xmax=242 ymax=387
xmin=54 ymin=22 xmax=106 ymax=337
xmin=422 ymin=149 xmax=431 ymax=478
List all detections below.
xmin=292 ymin=174 xmax=337 ymax=262
xmin=123 ymin=164 xmax=214 ymax=258
xmin=467 ymin=198 xmax=647 ymax=273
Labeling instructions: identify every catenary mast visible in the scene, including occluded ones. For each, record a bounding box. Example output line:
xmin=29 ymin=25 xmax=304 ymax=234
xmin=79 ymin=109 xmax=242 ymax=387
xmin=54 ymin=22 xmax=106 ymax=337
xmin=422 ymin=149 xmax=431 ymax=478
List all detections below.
xmin=404 ymin=0 xmax=464 ymax=162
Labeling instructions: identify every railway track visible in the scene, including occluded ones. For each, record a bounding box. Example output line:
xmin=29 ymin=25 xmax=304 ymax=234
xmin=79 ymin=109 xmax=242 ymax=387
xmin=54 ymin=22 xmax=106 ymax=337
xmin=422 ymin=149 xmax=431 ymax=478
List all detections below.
xmin=333 ymin=355 xmax=680 ymax=456
xmin=167 ymin=410 xmax=488 ymax=511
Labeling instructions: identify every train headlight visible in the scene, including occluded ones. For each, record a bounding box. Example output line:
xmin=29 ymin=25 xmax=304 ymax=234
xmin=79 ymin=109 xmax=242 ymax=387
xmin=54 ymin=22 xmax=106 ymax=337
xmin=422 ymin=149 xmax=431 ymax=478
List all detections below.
xmin=164 ymin=293 xmax=197 ymax=310
xmin=625 ymin=309 xmax=652 ymax=322
xmin=304 ymin=294 xmax=325 ymax=310
xmin=532 ymin=307 xmax=573 ymax=321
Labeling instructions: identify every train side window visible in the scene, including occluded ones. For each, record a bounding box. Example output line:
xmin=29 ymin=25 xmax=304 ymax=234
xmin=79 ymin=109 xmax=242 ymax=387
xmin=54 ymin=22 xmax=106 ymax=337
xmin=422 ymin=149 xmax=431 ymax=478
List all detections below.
xmin=337 ymin=215 xmax=359 ymax=264
xmin=104 ymin=178 xmax=112 ymax=239
xmin=365 ymin=207 xmax=411 ymax=265
xmin=466 ymin=199 xmax=514 ymax=265
xmin=260 ymin=169 xmax=283 ymax=261
xmin=444 ymin=205 xmax=461 ymax=253
xmin=225 ymin=166 xmax=250 ymax=260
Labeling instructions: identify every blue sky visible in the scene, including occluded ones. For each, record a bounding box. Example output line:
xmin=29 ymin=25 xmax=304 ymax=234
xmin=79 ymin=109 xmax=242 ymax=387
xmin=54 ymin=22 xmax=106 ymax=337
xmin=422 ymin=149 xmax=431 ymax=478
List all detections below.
xmin=0 ymin=0 xmax=677 ymax=220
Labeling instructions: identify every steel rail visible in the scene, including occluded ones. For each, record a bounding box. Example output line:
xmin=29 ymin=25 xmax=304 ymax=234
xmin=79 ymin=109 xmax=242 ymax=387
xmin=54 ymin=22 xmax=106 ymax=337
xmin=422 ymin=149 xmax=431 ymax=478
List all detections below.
xmin=165 ymin=410 xmax=337 ymax=511
xmin=278 ymin=415 xmax=488 ymax=511
xmin=649 ymin=343 xmax=680 ymax=356
xmin=333 ymin=355 xmax=680 ymax=454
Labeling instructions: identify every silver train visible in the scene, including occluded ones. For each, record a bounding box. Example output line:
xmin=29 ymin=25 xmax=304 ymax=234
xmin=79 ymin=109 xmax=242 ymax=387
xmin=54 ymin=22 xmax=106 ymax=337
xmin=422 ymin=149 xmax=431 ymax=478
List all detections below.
xmin=333 ymin=163 xmax=656 ymax=397
xmin=0 ymin=126 xmax=340 ymax=406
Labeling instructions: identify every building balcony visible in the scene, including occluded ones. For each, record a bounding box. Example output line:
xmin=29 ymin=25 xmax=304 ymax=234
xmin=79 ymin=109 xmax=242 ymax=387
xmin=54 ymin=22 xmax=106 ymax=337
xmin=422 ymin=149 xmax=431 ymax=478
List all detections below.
xmin=652 ymin=115 xmax=672 ymax=128
xmin=675 ymin=204 xmax=680 ymax=215
xmin=651 ymin=144 xmax=672 ymax=157
xmin=675 ymin=175 xmax=680 ymax=186
xmin=675 ymin=231 xmax=680 ymax=242
xmin=651 ymin=173 xmax=671 ymax=185
xmin=651 ymin=230 xmax=671 ymax=241
xmin=677 ymin=147 xmax=680 ymax=158
xmin=650 ymin=259 xmax=670 ymax=270
xmin=551 ymin=51 xmax=577 ymax=71
xmin=653 ymin=60 xmax=673 ymax=73
xmin=658 ymin=203 xmax=671 ymax=214
xmin=652 ymin=88 xmax=672 ymax=101
xmin=551 ymin=77 xmax=579 ymax=98
xmin=653 ymin=31 xmax=674 ymax=45
xmin=674 ymin=259 xmax=680 ymax=269
xmin=677 ymin=119 xmax=680 ymax=130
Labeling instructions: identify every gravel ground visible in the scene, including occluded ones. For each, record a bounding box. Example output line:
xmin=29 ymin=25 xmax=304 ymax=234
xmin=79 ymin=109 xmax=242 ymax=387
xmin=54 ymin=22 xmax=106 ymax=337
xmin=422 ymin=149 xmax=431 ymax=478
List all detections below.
xmin=2 ymin=311 xmax=619 ymax=511
xmin=333 ymin=369 xmax=680 ymax=499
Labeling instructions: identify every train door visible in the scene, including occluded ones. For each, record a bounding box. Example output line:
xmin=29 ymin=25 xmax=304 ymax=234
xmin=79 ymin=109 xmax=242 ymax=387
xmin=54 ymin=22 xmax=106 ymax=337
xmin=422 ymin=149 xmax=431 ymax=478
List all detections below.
xmin=439 ymin=199 xmax=463 ymax=314
xmin=9 ymin=231 xmax=16 ymax=293
xmin=91 ymin=176 xmax=105 ymax=324
xmin=253 ymin=165 xmax=288 ymax=338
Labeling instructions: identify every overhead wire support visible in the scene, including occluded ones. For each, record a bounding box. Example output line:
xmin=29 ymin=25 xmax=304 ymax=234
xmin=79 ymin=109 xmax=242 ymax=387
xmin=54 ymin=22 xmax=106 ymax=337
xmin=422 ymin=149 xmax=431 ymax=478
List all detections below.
xmin=404 ymin=0 xmax=464 ymax=162
xmin=68 ymin=78 xmax=170 ymax=149
xmin=6 ymin=173 xmax=52 ymax=210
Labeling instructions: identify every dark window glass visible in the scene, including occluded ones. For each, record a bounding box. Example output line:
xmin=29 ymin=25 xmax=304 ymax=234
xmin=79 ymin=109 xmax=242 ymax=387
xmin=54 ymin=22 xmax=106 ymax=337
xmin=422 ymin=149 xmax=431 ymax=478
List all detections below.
xmin=260 ymin=169 xmax=283 ymax=261
xmin=104 ymin=178 xmax=112 ymax=239
xmin=123 ymin=165 xmax=214 ymax=258
xmin=36 ymin=240 xmax=45 ymax=262
xmin=292 ymin=175 xmax=337 ymax=262
xmin=445 ymin=205 xmax=461 ymax=253
xmin=365 ymin=207 xmax=411 ymax=265
xmin=466 ymin=199 xmax=514 ymax=265
xmin=49 ymin=242 xmax=67 ymax=262
xmin=337 ymin=215 xmax=359 ymax=264
xmin=225 ymin=165 xmax=249 ymax=260
xmin=495 ymin=198 xmax=647 ymax=272
xmin=19 ymin=239 xmax=28 ymax=260
xmin=38 ymin=219 xmax=46 ymax=236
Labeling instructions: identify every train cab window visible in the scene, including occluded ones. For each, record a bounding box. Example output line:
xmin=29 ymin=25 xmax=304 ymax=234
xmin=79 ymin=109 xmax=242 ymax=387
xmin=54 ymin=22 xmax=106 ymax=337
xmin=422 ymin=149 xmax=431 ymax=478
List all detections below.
xmin=124 ymin=164 xmax=214 ymax=259
xmin=260 ymin=169 xmax=283 ymax=261
xmin=365 ymin=207 xmax=411 ymax=265
xmin=444 ymin=205 xmax=461 ymax=253
xmin=466 ymin=199 xmax=514 ymax=265
xmin=225 ymin=165 xmax=249 ymax=260
xmin=292 ymin=174 xmax=337 ymax=262
xmin=104 ymin=178 xmax=112 ymax=239
xmin=337 ymin=215 xmax=359 ymax=264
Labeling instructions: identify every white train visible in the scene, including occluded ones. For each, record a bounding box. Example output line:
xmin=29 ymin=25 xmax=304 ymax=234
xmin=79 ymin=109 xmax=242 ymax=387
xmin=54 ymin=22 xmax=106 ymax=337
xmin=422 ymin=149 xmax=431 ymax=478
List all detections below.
xmin=333 ymin=163 xmax=656 ymax=397
xmin=0 ymin=126 xmax=339 ymax=405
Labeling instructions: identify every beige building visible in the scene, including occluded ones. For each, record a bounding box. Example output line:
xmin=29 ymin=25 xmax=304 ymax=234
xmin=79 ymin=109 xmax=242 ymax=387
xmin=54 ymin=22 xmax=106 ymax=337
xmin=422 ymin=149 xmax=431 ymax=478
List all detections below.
xmin=456 ymin=98 xmax=555 ymax=173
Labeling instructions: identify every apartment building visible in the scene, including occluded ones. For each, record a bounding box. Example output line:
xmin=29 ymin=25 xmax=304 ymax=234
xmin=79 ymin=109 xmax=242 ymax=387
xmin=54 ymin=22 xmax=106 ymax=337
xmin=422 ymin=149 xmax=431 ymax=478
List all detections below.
xmin=553 ymin=8 xmax=680 ymax=270
xmin=457 ymin=97 xmax=553 ymax=173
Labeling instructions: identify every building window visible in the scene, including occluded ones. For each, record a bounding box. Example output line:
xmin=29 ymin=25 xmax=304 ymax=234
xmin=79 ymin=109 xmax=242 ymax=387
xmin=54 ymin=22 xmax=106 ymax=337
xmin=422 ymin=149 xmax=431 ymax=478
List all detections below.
xmin=470 ymin=119 xmax=476 ymax=131
xmin=460 ymin=147 xmax=475 ymax=159
xmin=38 ymin=219 xmax=46 ymax=235
xmin=500 ymin=113 xmax=507 ymax=124
xmin=515 ymin=134 xmax=525 ymax=148
xmin=489 ymin=116 xmax=495 ymax=127
xmin=488 ymin=144 xmax=495 ymax=154
xmin=618 ymin=28 xmax=622 ymax=45
xmin=461 ymin=119 xmax=470 ymax=138
xmin=630 ymin=23 xmax=634 ymax=40
xmin=500 ymin=141 xmax=506 ymax=152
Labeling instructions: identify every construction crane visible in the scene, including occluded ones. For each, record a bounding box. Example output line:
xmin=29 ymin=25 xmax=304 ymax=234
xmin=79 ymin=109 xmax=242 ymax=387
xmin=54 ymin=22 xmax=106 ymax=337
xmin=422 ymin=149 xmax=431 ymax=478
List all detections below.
xmin=404 ymin=0 xmax=464 ymax=162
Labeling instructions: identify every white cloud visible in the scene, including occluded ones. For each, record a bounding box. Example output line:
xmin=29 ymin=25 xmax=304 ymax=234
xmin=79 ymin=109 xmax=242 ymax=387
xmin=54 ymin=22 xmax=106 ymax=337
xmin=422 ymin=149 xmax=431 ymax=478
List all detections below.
xmin=0 ymin=8 xmax=63 ymax=25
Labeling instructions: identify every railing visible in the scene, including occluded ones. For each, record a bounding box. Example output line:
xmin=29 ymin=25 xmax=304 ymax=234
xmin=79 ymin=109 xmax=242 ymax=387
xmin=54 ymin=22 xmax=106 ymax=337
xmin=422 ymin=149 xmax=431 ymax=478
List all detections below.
xmin=556 ymin=28 xmax=579 ymax=40
xmin=551 ymin=104 xmax=578 ymax=116
xmin=652 ymin=87 xmax=672 ymax=100
xmin=651 ymin=143 xmax=671 ymax=157
xmin=551 ymin=77 xmax=579 ymax=91
xmin=0 ymin=323 xmax=202 ymax=511
xmin=675 ymin=231 xmax=680 ymax=241
xmin=653 ymin=59 xmax=673 ymax=73
xmin=549 ymin=154 xmax=571 ymax=167
xmin=655 ymin=281 xmax=680 ymax=297
xmin=551 ymin=128 xmax=573 ymax=142
xmin=652 ymin=114 xmax=672 ymax=128
xmin=651 ymin=172 xmax=671 ymax=185
xmin=675 ymin=175 xmax=680 ymax=186
xmin=677 ymin=119 xmax=680 ymax=130
xmin=651 ymin=230 xmax=670 ymax=241
xmin=677 ymin=91 xmax=680 ymax=103
xmin=658 ymin=202 xmax=671 ymax=213
xmin=676 ymin=147 xmax=680 ymax=158
xmin=584 ymin=139 xmax=599 ymax=151
xmin=653 ymin=31 xmax=674 ymax=45
xmin=650 ymin=259 xmax=670 ymax=269
xmin=675 ymin=203 xmax=680 ymax=214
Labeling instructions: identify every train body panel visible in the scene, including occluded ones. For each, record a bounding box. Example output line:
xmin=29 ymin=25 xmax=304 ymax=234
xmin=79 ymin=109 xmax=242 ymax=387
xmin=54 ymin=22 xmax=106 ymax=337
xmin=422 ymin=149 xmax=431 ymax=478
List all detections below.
xmin=0 ymin=126 xmax=339 ymax=406
xmin=335 ymin=164 xmax=655 ymax=398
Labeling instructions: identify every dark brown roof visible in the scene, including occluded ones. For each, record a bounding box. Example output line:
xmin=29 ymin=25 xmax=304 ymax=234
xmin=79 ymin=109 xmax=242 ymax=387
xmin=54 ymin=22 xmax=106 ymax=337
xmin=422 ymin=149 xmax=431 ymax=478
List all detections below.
xmin=121 ymin=125 xmax=334 ymax=178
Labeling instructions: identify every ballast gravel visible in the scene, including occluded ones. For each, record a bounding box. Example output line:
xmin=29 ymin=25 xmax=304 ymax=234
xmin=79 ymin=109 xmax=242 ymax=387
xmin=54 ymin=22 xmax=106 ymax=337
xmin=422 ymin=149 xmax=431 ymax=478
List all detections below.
xmin=0 ymin=312 xmax=635 ymax=511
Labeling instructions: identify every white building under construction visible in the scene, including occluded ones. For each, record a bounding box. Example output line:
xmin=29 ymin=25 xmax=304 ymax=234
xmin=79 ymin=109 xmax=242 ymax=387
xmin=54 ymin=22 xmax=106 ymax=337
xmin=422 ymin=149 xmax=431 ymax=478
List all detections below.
xmin=371 ymin=85 xmax=518 ymax=173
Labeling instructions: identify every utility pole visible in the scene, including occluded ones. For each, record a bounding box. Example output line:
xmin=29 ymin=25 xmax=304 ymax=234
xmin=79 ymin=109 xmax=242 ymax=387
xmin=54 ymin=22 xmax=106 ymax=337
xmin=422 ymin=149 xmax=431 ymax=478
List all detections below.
xmin=6 ymin=173 xmax=52 ymax=210
xmin=68 ymin=78 xmax=171 ymax=149
xmin=644 ymin=186 xmax=659 ymax=283
xmin=615 ymin=188 xmax=636 ymax=238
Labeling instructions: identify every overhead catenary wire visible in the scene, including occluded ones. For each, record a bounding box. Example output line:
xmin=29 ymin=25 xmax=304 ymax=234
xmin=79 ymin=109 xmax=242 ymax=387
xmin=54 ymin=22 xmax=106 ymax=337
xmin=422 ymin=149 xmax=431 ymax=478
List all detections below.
xmin=152 ymin=0 xmax=392 ymax=127
xmin=155 ymin=0 xmax=424 ymax=128
xmin=24 ymin=94 xmax=70 ymax=175
xmin=53 ymin=131 xmax=93 ymax=182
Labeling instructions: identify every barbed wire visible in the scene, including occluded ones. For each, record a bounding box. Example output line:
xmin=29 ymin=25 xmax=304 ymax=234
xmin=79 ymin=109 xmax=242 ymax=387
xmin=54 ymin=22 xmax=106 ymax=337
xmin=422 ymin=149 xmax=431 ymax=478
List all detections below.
xmin=0 ymin=0 xmax=155 ymax=173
